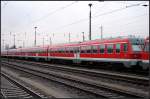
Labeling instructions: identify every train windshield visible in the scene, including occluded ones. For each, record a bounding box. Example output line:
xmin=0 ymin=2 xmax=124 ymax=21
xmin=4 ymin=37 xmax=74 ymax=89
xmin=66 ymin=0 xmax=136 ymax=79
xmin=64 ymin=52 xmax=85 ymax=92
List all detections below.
xmin=132 ymin=44 xmax=142 ymax=52
xmin=131 ymin=38 xmax=144 ymax=52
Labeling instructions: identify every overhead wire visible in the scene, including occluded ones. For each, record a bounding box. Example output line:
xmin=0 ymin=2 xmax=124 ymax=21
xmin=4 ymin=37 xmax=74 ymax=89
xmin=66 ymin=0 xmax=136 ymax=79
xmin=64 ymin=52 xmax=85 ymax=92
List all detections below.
xmin=92 ymin=14 xmax=148 ymax=38
xmin=93 ymin=13 xmax=148 ymax=28
xmin=92 ymin=2 xmax=109 ymax=15
xmin=53 ymin=2 xmax=148 ymax=31
xmin=31 ymin=1 xmax=78 ymax=24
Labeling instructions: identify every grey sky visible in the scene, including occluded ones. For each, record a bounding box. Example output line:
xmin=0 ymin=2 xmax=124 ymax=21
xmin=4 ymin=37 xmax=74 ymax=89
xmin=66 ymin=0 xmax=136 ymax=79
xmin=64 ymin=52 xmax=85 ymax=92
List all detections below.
xmin=1 ymin=1 xmax=149 ymax=50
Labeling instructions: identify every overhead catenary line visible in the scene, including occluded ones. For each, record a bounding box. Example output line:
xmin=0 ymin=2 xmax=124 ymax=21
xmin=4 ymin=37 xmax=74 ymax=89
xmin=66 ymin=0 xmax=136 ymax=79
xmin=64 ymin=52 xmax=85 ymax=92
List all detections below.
xmin=54 ymin=2 xmax=148 ymax=31
xmin=108 ymin=14 xmax=148 ymax=27
xmin=31 ymin=1 xmax=78 ymax=24
xmin=92 ymin=14 xmax=148 ymax=37
xmin=94 ymin=13 xmax=148 ymax=28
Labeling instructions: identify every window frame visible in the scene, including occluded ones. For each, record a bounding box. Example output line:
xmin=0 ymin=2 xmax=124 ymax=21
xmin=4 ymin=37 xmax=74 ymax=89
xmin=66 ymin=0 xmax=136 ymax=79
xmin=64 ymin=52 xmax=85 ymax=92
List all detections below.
xmin=107 ymin=44 xmax=114 ymax=54
xmin=92 ymin=45 xmax=98 ymax=53
xmin=116 ymin=43 xmax=121 ymax=53
xmin=123 ymin=43 xmax=128 ymax=52
xmin=99 ymin=44 xmax=105 ymax=54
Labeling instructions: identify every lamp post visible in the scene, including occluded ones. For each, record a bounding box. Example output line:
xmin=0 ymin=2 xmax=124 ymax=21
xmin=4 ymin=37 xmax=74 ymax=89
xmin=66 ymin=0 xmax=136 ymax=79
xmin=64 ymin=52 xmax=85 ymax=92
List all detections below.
xmin=50 ymin=36 xmax=52 ymax=45
xmin=100 ymin=25 xmax=103 ymax=39
xmin=82 ymin=32 xmax=85 ymax=42
xmin=13 ymin=34 xmax=16 ymax=48
xmin=2 ymin=39 xmax=5 ymax=50
xmin=88 ymin=3 xmax=92 ymax=40
xmin=69 ymin=33 xmax=70 ymax=43
xmin=24 ymin=32 xmax=26 ymax=48
xmin=34 ymin=26 xmax=37 ymax=46
xmin=43 ymin=36 xmax=44 ymax=46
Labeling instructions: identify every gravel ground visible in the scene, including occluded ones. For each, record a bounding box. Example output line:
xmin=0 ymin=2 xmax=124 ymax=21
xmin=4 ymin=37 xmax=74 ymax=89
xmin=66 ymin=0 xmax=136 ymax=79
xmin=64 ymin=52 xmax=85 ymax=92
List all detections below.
xmin=1 ymin=66 xmax=103 ymax=98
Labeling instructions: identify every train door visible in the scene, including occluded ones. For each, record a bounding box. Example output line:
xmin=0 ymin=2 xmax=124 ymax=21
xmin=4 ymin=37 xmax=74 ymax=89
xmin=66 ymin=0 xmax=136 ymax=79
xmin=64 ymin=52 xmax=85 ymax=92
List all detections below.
xmin=115 ymin=43 xmax=121 ymax=58
xmin=74 ymin=47 xmax=80 ymax=63
xmin=74 ymin=47 xmax=80 ymax=59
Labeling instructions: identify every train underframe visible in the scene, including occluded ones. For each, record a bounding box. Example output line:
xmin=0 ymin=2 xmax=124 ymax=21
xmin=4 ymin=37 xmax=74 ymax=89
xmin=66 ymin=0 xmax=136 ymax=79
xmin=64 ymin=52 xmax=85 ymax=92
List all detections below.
xmin=2 ymin=55 xmax=146 ymax=70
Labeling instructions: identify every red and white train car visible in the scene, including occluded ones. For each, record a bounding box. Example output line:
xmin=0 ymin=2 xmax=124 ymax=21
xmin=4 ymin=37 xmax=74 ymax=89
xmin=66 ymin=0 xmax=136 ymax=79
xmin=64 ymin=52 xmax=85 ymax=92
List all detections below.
xmin=20 ymin=45 xmax=49 ymax=60
xmin=78 ymin=37 xmax=144 ymax=68
xmin=1 ymin=37 xmax=146 ymax=69
xmin=47 ymin=42 xmax=80 ymax=62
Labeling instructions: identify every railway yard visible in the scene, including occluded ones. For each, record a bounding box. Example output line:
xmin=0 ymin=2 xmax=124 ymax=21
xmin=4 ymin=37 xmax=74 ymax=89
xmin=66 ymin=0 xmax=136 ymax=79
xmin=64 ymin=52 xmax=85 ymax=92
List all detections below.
xmin=1 ymin=1 xmax=149 ymax=99
xmin=1 ymin=58 xmax=149 ymax=98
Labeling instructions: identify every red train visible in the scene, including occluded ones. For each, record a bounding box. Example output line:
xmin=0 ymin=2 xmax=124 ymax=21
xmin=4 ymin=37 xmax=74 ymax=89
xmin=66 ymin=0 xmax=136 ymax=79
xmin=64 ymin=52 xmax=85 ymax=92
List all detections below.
xmin=1 ymin=36 xmax=149 ymax=70
xmin=140 ymin=37 xmax=149 ymax=70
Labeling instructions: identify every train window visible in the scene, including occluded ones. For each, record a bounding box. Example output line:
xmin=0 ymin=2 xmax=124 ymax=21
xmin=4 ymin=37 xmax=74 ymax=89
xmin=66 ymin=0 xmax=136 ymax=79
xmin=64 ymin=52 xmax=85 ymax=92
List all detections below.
xmin=116 ymin=44 xmax=120 ymax=53
xmin=80 ymin=46 xmax=86 ymax=53
xmin=67 ymin=47 xmax=72 ymax=53
xmin=48 ymin=49 xmax=51 ymax=53
xmin=66 ymin=47 xmax=71 ymax=53
xmin=92 ymin=45 xmax=98 ymax=53
xmin=58 ymin=49 xmax=61 ymax=53
xmin=81 ymin=50 xmax=85 ymax=53
xmin=59 ymin=48 xmax=62 ymax=53
xmin=53 ymin=49 xmax=56 ymax=53
xmin=71 ymin=48 xmax=74 ymax=53
xmin=51 ymin=50 xmax=53 ymax=53
xmin=60 ymin=48 xmax=62 ymax=53
xmin=86 ymin=46 xmax=92 ymax=53
xmin=86 ymin=50 xmax=91 ymax=53
xmin=99 ymin=45 xmax=105 ymax=53
xmin=107 ymin=44 xmax=113 ymax=53
xmin=73 ymin=47 xmax=77 ymax=53
xmin=132 ymin=44 xmax=142 ymax=52
xmin=70 ymin=50 xmax=73 ymax=53
xmin=76 ymin=47 xmax=80 ymax=53
xmin=123 ymin=43 xmax=128 ymax=52
xmin=51 ymin=49 xmax=54 ymax=53
xmin=66 ymin=48 xmax=69 ymax=53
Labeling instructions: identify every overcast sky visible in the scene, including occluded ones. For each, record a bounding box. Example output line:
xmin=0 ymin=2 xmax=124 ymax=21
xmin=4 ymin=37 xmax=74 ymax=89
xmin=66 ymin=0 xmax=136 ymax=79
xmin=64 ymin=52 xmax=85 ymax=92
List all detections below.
xmin=1 ymin=1 xmax=149 ymax=50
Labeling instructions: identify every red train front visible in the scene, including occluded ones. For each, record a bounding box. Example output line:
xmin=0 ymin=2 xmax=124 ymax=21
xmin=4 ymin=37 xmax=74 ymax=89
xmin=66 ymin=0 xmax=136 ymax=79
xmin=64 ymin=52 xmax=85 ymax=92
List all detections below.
xmin=140 ymin=37 xmax=149 ymax=70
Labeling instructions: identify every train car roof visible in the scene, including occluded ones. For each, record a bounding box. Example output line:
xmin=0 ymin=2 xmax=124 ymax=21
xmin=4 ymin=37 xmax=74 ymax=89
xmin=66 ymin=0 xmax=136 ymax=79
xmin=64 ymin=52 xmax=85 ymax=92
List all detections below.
xmin=48 ymin=41 xmax=81 ymax=48
xmin=80 ymin=38 xmax=129 ymax=45
xmin=80 ymin=37 xmax=144 ymax=45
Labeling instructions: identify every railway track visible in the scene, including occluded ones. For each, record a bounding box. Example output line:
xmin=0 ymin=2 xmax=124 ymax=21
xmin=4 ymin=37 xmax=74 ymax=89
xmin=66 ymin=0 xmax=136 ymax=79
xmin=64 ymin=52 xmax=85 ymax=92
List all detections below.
xmin=2 ymin=60 xmax=149 ymax=98
xmin=3 ymin=58 xmax=148 ymax=76
xmin=1 ymin=72 xmax=49 ymax=99
xmin=3 ymin=58 xmax=149 ymax=86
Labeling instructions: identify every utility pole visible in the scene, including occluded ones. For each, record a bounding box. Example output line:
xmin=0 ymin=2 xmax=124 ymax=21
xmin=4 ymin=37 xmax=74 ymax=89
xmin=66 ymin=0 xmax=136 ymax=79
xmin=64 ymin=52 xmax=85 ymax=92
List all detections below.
xmin=82 ymin=32 xmax=85 ymax=42
xmin=2 ymin=39 xmax=4 ymax=50
xmin=13 ymin=34 xmax=16 ymax=48
xmin=34 ymin=26 xmax=37 ymax=46
xmin=100 ymin=25 xmax=103 ymax=39
xmin=24 ymin=32 xmax=26 ymax=47
xmin=50 ymin=36 xmax=52 ymax=45
xmin=42 ymin=37 xmax=44 ymax=46
xmin=88 ymin=3 xmax=92 ymax=40
xmin=69 ymin=33 xmax=70 ymax=43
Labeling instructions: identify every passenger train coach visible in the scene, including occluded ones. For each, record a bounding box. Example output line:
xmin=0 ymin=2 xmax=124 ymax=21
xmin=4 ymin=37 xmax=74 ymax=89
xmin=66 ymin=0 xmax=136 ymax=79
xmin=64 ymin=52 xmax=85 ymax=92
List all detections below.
xmin=1 ymin=37 xmax=149 ymax=70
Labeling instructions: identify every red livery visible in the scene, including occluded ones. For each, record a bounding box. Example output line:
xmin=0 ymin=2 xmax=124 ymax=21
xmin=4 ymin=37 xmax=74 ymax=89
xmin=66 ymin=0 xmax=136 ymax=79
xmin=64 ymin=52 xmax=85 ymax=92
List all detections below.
xmin=2 ymin=36 xmax=149 ymax=70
